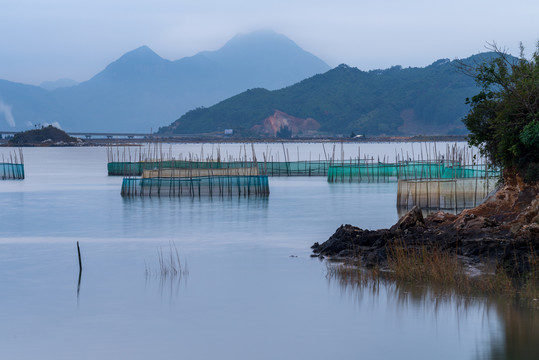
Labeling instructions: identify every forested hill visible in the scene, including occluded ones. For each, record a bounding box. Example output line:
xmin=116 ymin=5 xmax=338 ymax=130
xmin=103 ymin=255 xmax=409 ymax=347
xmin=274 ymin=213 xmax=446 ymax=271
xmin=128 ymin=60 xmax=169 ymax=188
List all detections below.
xmin=159 ymin=54 xmax=496 ymax=137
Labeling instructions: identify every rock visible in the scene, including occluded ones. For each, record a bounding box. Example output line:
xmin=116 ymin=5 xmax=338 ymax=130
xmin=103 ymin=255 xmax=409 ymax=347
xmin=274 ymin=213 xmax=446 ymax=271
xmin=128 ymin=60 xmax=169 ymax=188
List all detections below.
xmin=312 ymin=183 xmax=539 ymax=276
xmin=390 ymin=206 xmax=424 ymax=232
xmin=482 ymin=218 xmax=499 ymax=228
xmin=430 ymin=211 xmax=450 ymax=223
xmin=516 ymin=223 xmax=539 ymax=241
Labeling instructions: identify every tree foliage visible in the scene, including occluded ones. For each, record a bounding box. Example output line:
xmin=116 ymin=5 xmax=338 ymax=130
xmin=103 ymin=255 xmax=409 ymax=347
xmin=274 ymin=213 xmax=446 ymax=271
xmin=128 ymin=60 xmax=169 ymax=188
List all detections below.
xmin=461 ymin=42 xmax=539 ymax=183
xmin=9 ymin=125 xmax=79 ymax=145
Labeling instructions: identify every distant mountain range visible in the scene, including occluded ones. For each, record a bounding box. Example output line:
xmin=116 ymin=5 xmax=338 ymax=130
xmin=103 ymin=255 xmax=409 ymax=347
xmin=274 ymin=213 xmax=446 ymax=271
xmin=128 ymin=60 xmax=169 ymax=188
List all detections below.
xmin=158 ymin=55 xmax=498 ymax=137
xmin=39 ymin=78 xmax=79 ymax=91
xmin=0 ymin=30 xmax=330 ymax=132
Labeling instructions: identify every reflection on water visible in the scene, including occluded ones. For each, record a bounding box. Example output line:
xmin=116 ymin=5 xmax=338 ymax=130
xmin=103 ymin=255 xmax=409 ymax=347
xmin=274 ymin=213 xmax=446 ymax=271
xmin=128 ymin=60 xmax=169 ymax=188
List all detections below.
xmin=328 ymin=265 xmax=539 ymax=360
xmin=484 ymin=304 xmax=539 ymax=360
xmin=144 ymin=241 xmax=189 ymax=300
xmin=145 ymin=270 xmax=189 ymax=302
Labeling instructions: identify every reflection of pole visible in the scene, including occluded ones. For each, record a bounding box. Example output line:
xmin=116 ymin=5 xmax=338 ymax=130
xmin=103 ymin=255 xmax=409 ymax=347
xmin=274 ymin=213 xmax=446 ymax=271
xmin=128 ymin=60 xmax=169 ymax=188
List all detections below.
xmin=77 ymin=269 xmax=82 ymax=298
xmin=77 ymin=241 xmax=82 ymax=299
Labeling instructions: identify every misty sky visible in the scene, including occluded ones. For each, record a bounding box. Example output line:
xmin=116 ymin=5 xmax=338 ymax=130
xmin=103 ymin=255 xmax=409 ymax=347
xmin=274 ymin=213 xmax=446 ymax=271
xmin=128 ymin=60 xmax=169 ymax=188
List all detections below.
xmin=1 ymin=0 xmax=538 ymax=85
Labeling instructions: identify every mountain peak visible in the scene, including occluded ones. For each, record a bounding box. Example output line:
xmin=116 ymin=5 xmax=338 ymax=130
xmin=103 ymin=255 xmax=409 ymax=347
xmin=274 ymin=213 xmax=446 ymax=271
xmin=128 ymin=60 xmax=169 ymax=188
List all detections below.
xmin=198 ymin=30 xmax=329 ymax=74
xmin=90 ymin=45 xmax=167 ymax=82
xmin=226 ymin=29 xmax=291 ymax=45
xmin=220 ymin=30 xmax=304 ymax=54
xmin=116 ymin=45 xmax=163 ymax=64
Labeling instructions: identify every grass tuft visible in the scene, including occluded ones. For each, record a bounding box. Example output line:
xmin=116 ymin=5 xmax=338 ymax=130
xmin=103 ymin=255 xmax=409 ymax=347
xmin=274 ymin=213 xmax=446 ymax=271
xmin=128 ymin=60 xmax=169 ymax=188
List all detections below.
xmin=145 ymin=241 xmax=188 ymax=279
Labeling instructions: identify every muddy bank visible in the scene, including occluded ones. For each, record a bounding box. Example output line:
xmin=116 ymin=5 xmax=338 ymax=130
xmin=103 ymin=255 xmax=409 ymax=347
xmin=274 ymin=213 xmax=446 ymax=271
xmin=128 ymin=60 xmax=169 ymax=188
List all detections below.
xmin=312 ymin=182 xmax=539 ymax=275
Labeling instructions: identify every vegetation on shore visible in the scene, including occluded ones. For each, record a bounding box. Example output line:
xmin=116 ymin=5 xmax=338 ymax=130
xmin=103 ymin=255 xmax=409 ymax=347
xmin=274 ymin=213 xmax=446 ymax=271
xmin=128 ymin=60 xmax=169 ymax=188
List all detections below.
xmin=8 ymin=125 xmax=81 ymax=146
xmin=461 ymin=42 xmax=539 ymax=183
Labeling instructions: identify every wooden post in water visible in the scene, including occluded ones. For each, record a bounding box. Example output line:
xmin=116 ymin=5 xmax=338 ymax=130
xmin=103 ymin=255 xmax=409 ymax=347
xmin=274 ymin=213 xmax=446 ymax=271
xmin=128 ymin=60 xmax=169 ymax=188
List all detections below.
xmin=77 ymin=241 xmax=83 ymax=273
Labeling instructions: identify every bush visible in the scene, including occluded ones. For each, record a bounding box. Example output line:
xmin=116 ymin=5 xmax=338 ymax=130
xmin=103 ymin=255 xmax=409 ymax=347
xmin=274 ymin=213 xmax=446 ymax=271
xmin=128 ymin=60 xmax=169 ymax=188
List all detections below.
xmin=461 ymin=43 xmax=539 ymax=182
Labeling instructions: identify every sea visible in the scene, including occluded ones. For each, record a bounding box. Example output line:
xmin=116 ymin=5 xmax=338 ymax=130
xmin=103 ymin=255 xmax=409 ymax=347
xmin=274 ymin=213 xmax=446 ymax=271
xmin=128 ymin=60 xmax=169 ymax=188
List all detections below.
xmin=0 ymin=143 xmax=537 ymax=360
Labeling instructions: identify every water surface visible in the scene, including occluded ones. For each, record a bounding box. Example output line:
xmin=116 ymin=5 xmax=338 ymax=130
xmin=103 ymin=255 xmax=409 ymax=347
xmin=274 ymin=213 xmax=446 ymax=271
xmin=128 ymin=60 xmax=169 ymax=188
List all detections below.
xmin=0 ymin=144 xmax=536 ymax=360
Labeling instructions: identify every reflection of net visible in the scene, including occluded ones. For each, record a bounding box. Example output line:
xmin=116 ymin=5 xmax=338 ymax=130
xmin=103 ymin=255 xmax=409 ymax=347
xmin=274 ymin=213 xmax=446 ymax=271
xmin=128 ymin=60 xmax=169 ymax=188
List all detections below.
xmin=1 ymin=163 xmax=25 ymax=180
xmin=121 ymin=175 xmax=270 ymax=197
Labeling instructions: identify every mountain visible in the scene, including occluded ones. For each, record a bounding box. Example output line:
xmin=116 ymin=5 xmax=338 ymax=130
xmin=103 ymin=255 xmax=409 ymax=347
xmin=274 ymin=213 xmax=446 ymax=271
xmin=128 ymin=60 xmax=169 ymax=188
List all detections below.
xmin=39 ymin=78 xmax=78 ymax=91
xmin=158 ymin=54 xmax=498 ymax=137
xmin=0 ymin=30 xmax=330 ymax=132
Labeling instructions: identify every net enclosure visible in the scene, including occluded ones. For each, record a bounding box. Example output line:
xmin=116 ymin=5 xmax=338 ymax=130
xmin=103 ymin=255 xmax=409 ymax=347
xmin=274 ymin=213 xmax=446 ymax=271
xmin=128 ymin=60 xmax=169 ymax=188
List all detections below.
xmin=121 ymin=175 xmax=270 ymax=198
xmin=1 ymin=149 xmax=24 ymax=180
xmin=396 ymin=177 xmax=498 ymax=212
xmin=327 ymin=161 xmax=499 ymax=183
xmin=109 ymin=159 xmax=341 ymax=177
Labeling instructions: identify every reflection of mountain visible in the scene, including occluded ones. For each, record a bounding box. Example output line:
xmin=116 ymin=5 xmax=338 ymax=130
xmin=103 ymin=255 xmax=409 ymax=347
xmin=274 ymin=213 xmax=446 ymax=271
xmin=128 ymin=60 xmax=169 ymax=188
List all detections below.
xmin=0 ymin=30 xmax=330 ymax=132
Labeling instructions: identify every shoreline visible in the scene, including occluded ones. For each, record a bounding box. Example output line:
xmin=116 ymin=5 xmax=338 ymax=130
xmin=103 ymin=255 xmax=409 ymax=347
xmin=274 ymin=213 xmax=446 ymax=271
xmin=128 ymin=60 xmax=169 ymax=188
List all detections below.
xmin=312 ymin=182 xmax=539 ymax=276
xmin=0 ymin=134 xmax=468 ymax=147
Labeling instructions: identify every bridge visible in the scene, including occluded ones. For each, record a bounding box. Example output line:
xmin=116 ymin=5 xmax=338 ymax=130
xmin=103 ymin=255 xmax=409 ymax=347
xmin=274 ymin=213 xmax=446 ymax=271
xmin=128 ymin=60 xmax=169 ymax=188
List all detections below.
xmin=0 ymin=131 xmax=154 ymax=139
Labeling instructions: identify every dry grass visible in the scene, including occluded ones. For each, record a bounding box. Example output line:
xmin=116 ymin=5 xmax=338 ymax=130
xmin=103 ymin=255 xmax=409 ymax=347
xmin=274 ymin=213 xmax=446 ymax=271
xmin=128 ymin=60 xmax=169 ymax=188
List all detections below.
xmin=387 ymin=240 xmax=469 ymax=289
xmin=145 ymin=241 xmax=188 ymax=278
xmin=327 ymin=240 xmax=539 ymax=308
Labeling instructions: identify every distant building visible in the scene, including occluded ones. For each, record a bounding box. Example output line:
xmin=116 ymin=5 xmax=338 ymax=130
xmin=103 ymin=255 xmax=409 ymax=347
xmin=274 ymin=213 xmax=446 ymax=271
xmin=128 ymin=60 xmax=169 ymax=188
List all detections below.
xmin=224 ymin=129 xmax=233 ymax=135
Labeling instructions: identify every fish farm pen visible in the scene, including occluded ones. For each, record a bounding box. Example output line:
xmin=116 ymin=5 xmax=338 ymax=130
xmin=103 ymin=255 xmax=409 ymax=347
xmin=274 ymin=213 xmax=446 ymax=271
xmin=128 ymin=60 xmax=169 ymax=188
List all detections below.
xmin=113 ymin=145 xmax=271 ymax=197
xmin=1 ymin=149 xmax=24 ymax=180
xmin=107 ymin=143 xmax=352 ymax=177
xmin=108 ymin=159 xmax=343 ymax=177
xmin=110 ymin=143 xmax=500 ymax=209
xmin=394 ymin=148 xmax=499 ymax=212
xmin=121 ymin=175 xmax=270 ymax=198
xmin=323 ymin=143 xmax=500 ymax=212
xmin=396 ymin=177 xmax=497 ymax=212
xmin=327 ymin=160 xmax=498 ymax=183
xmin=141 ymin=166 xmax=260 ymax=178
xmin=327 ymin=143 xmax=498 ymax=183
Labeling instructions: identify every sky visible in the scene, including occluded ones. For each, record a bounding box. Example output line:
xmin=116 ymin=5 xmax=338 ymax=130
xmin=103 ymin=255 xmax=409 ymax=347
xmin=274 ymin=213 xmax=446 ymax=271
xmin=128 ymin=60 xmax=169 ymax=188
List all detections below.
xmin=1 ymin=0 xmax=538 ymax=85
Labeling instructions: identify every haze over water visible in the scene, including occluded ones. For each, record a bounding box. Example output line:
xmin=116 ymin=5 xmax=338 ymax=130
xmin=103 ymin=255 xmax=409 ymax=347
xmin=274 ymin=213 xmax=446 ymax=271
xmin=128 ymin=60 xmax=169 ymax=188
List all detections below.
xmin=1 ymin=143 xmax=537 ymax=359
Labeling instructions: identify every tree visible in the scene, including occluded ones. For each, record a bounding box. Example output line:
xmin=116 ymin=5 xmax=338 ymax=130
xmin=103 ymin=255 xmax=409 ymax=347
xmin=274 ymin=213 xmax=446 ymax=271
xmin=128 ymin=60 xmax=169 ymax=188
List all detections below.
xmin=461 ymin=42 xmax=539 ymax=183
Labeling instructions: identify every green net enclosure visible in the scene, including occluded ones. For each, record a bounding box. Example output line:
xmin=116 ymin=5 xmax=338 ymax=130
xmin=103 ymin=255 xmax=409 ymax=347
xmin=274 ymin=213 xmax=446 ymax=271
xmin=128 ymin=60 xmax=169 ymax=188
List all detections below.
xmin=1 ymin=163 xmax=25 ymax=180
xmin=107 ymin=162 xmax=143 ymax=176
xmin=327 ymin=161 xmax=499 ymax=183
xmin=121 ymin=175 xmax=270 ymax=197
xmin=1 ymin=149 xmax=24 ymax=180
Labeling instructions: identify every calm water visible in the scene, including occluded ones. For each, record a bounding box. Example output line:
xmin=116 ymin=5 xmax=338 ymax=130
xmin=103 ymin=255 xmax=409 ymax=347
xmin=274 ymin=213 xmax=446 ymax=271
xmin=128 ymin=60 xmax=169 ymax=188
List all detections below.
xmin=0 ymin=144 xmax=537 ymax=360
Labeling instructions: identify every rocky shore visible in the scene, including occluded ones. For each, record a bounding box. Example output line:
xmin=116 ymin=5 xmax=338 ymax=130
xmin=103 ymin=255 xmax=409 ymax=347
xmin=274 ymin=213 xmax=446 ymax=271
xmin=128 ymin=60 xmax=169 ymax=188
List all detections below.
xmin=312 ymin=181 xmax=539 ymax=275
